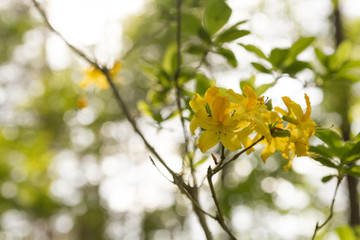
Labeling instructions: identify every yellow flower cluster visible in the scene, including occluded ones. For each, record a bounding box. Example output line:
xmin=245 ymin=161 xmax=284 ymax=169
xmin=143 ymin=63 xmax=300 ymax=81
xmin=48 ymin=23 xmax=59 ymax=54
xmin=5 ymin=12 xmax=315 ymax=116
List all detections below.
xmin=79 ymin=62 xmax=122 ymax=90
xmin=189 ymin=85 xmax=316 ymax=169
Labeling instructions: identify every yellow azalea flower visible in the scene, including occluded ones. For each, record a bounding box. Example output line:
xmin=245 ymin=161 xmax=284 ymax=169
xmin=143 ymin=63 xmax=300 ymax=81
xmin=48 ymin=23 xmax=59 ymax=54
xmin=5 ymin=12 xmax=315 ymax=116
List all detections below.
xmin=259 ymin=111 xmax=290 ymax=162
xmin=275 ymin=94 xmax=316 ymax=169
xmin=79 ymin=62 xmax=121 ymax=90
xmin=275 ymin=94 xmax=316 ymax=143
xmin=189 ymin=87 xmax=246 ymax=152
xmin=227 ymin=84 xmax=271 ymax=144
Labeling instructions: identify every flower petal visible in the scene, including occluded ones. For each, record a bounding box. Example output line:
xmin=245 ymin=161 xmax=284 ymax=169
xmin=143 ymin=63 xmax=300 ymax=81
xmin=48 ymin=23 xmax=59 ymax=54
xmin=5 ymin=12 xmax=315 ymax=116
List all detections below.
xmin=190 ymin=94 xmax=205 ymax=112
xmin=190 ymin=117 xmax=199 ymax=135
xmin=194 ymin=111 xmax=219 ymax=130
xmin=302 ymin=94 xmax=311 ymax=121
xmin=274 ymin=107 xmax=288 ymax=116
xmin=283 ymin=153 xmax=295 ymax=170
xmin=227 ymin=89 xmax=246 ymax=106
xmin=289 ymin=102 xmax=304 ymax=120
xmin=221 ymin=132 xmax=242 ymax=151
xmin=261 ymin=144 xmax=275 ymax=163
xmin=211 ymin=95 xmax=230 ymax=122
xmin=243 ymin=84 xmax=257 ymax=110
xmin=198 ymin=130 xmax=220 ymax=152
xmin=204 ymin=86 xmax=219 ymax=105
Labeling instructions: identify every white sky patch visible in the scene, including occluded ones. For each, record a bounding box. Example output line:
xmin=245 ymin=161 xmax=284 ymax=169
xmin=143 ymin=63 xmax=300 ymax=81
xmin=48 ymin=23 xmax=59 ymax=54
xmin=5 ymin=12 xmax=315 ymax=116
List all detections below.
xmin=45 ymin=0 xmax=145 ymax=66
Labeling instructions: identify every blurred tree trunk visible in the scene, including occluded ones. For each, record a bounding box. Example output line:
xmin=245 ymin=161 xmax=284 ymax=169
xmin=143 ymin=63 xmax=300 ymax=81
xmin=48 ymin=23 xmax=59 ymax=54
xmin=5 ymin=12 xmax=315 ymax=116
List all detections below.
xmin=332 ymin=0 xmax=360 ymax=226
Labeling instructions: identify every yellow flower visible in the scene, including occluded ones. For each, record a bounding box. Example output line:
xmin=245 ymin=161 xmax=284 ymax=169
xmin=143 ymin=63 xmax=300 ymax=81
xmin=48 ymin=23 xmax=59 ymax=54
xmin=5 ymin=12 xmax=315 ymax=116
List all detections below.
xmin=227 ymin=84 xmax=271 ymax=145
xmin=189 ymin=87 xmax=246 ymax=152
xmin=79 ymin=62 xmax=121 ymax=89
xmin=259 ymin=111 xmax=290 ymax=162
xmin=275 ymin=94 xmax=316 ymax=169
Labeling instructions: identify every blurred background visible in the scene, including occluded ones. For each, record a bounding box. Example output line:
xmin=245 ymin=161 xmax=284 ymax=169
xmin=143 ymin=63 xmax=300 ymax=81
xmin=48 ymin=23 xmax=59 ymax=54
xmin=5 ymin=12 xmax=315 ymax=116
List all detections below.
xmin=1 ymin=0 xmax=360 ymax=239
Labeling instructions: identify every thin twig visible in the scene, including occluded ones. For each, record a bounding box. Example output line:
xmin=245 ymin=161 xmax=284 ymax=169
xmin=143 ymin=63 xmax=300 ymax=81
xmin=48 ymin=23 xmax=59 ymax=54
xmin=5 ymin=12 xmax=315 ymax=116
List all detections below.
xmin=149 ymin=156 xmax=172 ymax=183
xmin=174 ymin=0 xmax=189 ymax=155
xmin=311 ymin=176 xmax=343 ymax=240
xmin=212 ymin=136 xmax=265 ymax=176
xmin=207 ymin=167 xmax=237 ymax=240
xmin=220 ymin=144 xmax=226 ymax=164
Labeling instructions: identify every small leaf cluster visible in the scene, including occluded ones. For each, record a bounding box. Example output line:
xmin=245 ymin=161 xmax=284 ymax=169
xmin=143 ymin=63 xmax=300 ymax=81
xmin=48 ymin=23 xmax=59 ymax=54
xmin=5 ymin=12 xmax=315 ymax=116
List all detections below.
xmin=310 ymin=128 xmax=360 ymax=180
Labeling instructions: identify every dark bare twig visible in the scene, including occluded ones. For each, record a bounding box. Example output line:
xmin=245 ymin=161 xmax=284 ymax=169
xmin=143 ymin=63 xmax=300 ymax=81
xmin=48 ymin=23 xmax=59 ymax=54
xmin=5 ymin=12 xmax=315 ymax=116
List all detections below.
xmin=207 ymin=167 xmax=237 ymax=240
xmin=311 ymin=176 xmax=343 ymax=240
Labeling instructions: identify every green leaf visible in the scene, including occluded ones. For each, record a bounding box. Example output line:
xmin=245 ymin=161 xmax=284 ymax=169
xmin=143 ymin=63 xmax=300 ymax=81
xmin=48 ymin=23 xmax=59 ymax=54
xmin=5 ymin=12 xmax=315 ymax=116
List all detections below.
xmin=215 ymin=29 xmax=250 ymax=43
xmin=282 ymin=61 xmax=312 ymax=77
xmin=162 ymin=43 xmax=178 ymax=75
xmin=314 ymin=47 xmax=328 ymax=68
xmin=255 ymin=82 xmax=274 ymax=96
xmin=314 ymin=128 xmax=343 ymax=156
xmin=309 ymin=154 xmax=338 ymax=169
xmin=266 ymin=99 xmax=273 ymax=110
xmin=194 ymin=156 xmax=209 ymax=168
xmin=198 ymin=27 xmax=212 ymax=45
xmin=343 ymin=166 xmax=360 ymax=177
xmin=227 ymin=20 xmax=247 ymax=29
xmin=216 ymin=47 xmax=237 ymax=67
xmin=205 ymin=103 xmax=212 ymax=115
xmin=335 ymin=72 xmax=360 ymax=82
xmin=272 ymin=129 xmax=291 ymax=138
xmin=329 ymin=40 xmax=352 ymax=71
xmin=309 ymin=145 xmax=334 ymax=159
xmin=342 ymin=60 xmax=360 ymax=69
xmin=336 ymin=226 xmax=357 ymax=240
xmin=282 ymin=115 xmax=299 ymax=125
xmin=164 ymin=110 xmax=178 ymax=121
xmin=251 ymin=62 xmax=272 ymax=74
xmin=342 ymin=141 xmax=360 ymax=164
xmin=203 ymin=0 xmax=232 ymax=36
xmin=353 ymin=133 xmax=360 ymax=142
xmin=322 ymin=175 xmax=336 ymax=183
xmin=186 ymin=44 xmax=206 ymax=55
xmin=285 ymin=37 xmax=315 ymax=64
xmin=181 ymin=12 xmax=202 ymax=34
xmin=137 ymin=100 xmax=153 ymax=117
xmin=240 ymin=75 xmax=255 ymax=92
xmin=195 ymin=74 xmax=214 ymax=96
xmin=238 ymin=44 xmax=268 ymax=60
xmin=269 ymin=48 xmax=289 ymax=67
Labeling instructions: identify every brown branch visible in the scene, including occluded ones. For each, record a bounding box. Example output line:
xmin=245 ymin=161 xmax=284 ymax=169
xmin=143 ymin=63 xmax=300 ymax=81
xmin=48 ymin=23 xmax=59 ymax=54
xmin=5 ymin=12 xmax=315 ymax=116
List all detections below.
xmin=311 ymin=176 xmax=343 ymax=240
xmin=207 ymin=167 xmax=237 ymax=240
